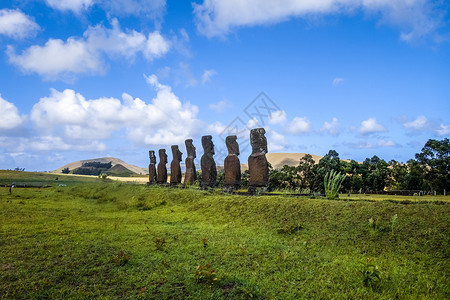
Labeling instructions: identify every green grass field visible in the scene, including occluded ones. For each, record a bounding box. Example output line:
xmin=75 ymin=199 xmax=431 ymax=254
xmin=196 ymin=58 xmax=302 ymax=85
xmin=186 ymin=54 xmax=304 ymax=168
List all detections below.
xmin=1 ymin=171 xmax=449 ymax=299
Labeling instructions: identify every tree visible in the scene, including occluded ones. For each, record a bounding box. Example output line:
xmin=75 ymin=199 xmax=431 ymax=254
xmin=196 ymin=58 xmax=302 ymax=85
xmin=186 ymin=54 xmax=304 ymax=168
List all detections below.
xmin=61 ymin=167 xmax=70 ymax=174
xmin=312 ymin=150 xmax=341 ymax=193
xmin=297 ymin=154 xmax=316 ymax=192
xmin=415 ymin=138 xmax=450 ymax=193
xmin=404 ymin=159 xmax=425 ymax=190
xmin=388 ymin=160 xmax=407 ymax=190
xmin=363 ymin=156 xmax=389 ymax=192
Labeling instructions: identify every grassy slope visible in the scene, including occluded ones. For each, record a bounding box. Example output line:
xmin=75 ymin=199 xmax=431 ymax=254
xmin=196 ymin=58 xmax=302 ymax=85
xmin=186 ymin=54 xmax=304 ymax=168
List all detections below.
xmin=0 ymin=178 xmax=449 ymax=299
xmin=0 ymin=170 xmax=101 ymax=187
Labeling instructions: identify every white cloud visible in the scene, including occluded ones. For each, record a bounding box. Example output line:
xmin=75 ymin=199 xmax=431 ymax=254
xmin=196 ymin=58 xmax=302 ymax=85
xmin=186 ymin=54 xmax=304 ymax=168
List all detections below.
xmin=0 ymin=9 xmax=40 ymax=39
xmin=403 ymin=115 xmax=428 ymax=130
xmin=0 ymin=136 xmax=106 ymax=152
xmin=0 ymin=94 xmax=25 ymax=130
xmin=246 ymin=118 xmax=260 ymax=129
xmin=193 ymin=0 xmax=443 ymax=40
xmin=207 ymin=121 xmax=227 ymax=135
xmin=377 ymin=139 xmax=396 ymax=147
xmin=269 ymin=110 xmax=287 ymax=125
xmin=209 ymin=100 xmax=231 ymax=113
xmin=321 ymin=117 xmax=341 ymax=136
xmin=28 ymin=75 xmax=202 ymax=147
xmin=7 ymin=19 xmax=170 ymax=81
xmin=285 ymin=116 xmax=311 ymax=135
xmin=45 ymin=0 xmax=93 ymax=13
xmin=437 ymin=124 xmax=450 ymax=136
xmin=332 ymin=77 xmax=344 ymax=87
xmin=358 ymin=117 xmax=387 ymax=135
xmin=202 ymin=69 xmax=217 ymax=84
xmin=267 ymin=128 xmax=288 ymax=152
xmin=144 ymin=31 xmax=171 ymax=60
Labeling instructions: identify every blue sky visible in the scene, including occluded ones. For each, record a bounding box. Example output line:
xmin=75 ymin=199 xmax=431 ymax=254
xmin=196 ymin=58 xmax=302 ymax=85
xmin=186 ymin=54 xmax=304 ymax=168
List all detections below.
xmin=0 ymin=0 xmax=449 ymax=171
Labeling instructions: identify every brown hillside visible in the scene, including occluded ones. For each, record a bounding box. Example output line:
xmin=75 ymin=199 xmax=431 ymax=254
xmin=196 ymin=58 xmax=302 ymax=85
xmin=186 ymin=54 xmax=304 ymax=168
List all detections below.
xmin=53 ymin=157 xmax=148 ymax=175
xmin=241 ymin=153 xmax=323 ymax=171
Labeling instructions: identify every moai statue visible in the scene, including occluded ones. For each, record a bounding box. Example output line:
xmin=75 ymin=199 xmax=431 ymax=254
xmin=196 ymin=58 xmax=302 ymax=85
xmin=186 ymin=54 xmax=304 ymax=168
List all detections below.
xmin=200 ymin=135 xmax=217 ymax=189
xmin=148 ymin=150 xmax=157 ymax=184
xmin=170 ymin=145 xmax=182 ymax=185
xmin=184 ymin=139 xmax=197 ymax=185
xmin=224 ymin=135 xmax=241 ymax=192
xmin=248 ymin=128 xmax=268 ymax=193
xmin=156 ymin=149 xmax=168 ymax=184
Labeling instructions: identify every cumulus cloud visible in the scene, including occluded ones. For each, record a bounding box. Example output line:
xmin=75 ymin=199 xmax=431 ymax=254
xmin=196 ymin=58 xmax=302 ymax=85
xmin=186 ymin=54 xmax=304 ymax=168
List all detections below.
xmin=209 ymin=100 xmax=232 ymax=113
xmin=332 ymin=78 xmax=344 ymax=87
xmin=267 ymin=128 xmax=288 ymax=152
xmin=437 ymin=124 xmax=450 ymax=136
xmin=193 ymin=0 xmax=444 ymax=40
xmin=403 ymin=115 xmax=429 ymax=130
xmin=45 ymin=0 xmax=93 ymax=13
xmin=0 ymin=135 xmax=106 ymax=153
xmin=269 ymin=110 xmax=287 ymax=125
xmin=0 ymin=94 xmax=25 ymax=130
xmin=7 ymin=19 xmax=170 ymax=80
xmin=207 ymin=121 xmax=227 ymax=135
xmin=285 ymin=117 xmax=311 ymax=135
xmin=202 ymin=69 xmax=217 ymax=84
xmin=0 ymin=9 xmax=40 ymax=39
xmin=29 ymin=75 xmax=202 ymax=147
xmin=321 ymin=117 xmax=341 ymax=136
xmin=358 ymin=117 xmax=387 ymax=135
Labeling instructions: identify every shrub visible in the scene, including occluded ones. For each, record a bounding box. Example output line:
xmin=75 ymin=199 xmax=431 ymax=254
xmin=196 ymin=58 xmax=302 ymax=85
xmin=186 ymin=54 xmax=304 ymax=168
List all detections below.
xmin=112 ymin=250 xmax=130 ymax=266
xmin=324 ymin=170 xmax=346 ymax=200
xmin=194 ymin=264 xmax=218 ymax=286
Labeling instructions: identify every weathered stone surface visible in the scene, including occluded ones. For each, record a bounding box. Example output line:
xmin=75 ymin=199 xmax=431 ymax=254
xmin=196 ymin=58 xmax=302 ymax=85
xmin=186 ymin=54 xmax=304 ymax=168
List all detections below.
xmin=157 ymin=149 xmax=168 ymax=184
xmin=184 ymin=139 xmax=197 ymax=185
xmin=200 ymin=135 xmax=217 ymax=189
xmin=148 ymin=150 xmax=157 ymax=184
xmin=248 ymin=128 xmax=268 ymax=190
xmin=224 ymin=135 xmax=241 ymax=191
xmin=170 ymin=145 xmax=182 ymax=185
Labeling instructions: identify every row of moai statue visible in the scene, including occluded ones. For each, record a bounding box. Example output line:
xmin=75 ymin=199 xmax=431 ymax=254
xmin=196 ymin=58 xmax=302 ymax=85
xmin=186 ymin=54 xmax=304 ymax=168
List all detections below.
xmin=148 ymin=128 xmax=269 ymax=192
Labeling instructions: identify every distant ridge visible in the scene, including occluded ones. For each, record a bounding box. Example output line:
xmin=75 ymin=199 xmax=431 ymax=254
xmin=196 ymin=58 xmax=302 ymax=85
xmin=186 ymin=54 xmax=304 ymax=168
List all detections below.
xmin=53 ymin=157 xmax=148 ymax=175
xmin=240 ymin=153 xmax=323 ymax=171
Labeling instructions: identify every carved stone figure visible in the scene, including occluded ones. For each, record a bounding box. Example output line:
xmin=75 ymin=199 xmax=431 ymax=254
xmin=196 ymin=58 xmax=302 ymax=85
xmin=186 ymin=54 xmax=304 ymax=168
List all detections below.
xmin=170 ymin=145 xmax=182 ymax=185
xmin=157 ymin=149 xmax=168 ymax=184
xmin=224 ymin=135 xmax=241 ymax=192
xmin=184 ymin=139 xmax=197 ymax=185
xmin=200 ymin=135 xmax=217 ymax=189
xmin=148 ymin=150 xmax=157 ymax=184
xmin=248 ymin=128 xmax=268 ymax=192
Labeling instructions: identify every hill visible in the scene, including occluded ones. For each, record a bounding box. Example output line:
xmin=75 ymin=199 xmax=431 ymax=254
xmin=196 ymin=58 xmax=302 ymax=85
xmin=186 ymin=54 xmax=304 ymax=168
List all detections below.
xmin=54 ymin=157 xmax=147 ymax=175
xmin=106 ymin=164 xmax=138 ymax=177
xmin=240 ymin=153 xmax=323 ymax=171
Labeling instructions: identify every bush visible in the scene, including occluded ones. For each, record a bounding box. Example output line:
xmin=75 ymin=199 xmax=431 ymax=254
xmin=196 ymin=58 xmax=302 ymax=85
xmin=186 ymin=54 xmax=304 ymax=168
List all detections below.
xmin=324 ymin=170 xmax=346 ymax=200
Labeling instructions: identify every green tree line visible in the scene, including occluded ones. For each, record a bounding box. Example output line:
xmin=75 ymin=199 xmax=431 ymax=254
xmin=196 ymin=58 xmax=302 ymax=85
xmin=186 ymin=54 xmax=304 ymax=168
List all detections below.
xmin=266 ymin=138 xmax=449 ymax=194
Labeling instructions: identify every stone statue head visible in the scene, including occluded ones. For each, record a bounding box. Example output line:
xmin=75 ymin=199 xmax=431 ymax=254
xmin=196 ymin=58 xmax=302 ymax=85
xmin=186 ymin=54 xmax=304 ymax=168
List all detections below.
xmin=171 ymin=145 xmax=182 ymax=162
xmin=226 ymin=135 xmax=239 ymax=155
xmin=149 ymin=150 xmax=156 ymax=164
xmin=185 ymin=139 xmax=196 ymax=159
xmin=158 ymin=149 xmax=167 ymax=164
xmin=202 ymin=135 xmax=215 ymax=155
xmin=250 ymin=128 xmax=267 ymax=154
